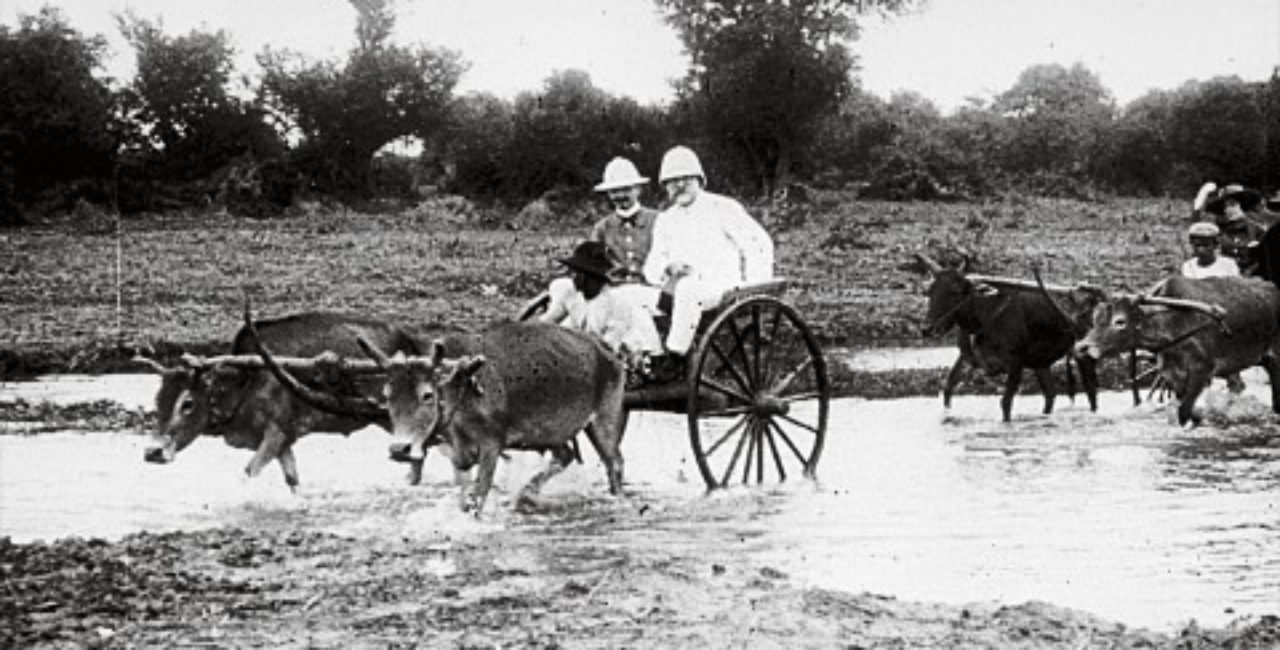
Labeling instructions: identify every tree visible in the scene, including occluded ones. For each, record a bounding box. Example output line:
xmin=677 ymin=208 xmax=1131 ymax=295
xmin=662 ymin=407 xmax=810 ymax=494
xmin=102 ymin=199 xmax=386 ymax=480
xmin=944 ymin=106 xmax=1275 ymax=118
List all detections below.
xmin=1165 ymin=76 xmax=1266 ymax=190
xmin=115 ymin=14 xmax=281 ymax=210
xmin=655 ymin=0 xmax=916 ymax=196
xmin=993 ymin=63 xmax=1115 ymax=189
xmin=258 ymin=0 xmax=464 ymax=194
xmin=0 ymin=7 xmax=116 ymax=224
xmin=1091 ymin=90 xmax=1176 ymax=195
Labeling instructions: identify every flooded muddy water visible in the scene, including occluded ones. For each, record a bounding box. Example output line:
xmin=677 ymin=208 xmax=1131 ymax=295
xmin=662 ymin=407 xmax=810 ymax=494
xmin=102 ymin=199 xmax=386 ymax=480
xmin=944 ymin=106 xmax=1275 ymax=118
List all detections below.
xmin=1 ymin=357 xmax=1278 ymax=632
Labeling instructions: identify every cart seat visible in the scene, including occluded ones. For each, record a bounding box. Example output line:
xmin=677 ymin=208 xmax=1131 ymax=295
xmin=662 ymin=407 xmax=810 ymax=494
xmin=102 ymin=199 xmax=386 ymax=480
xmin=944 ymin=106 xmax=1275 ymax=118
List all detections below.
xmin=653 ymin=278 xmax=790 ymax=339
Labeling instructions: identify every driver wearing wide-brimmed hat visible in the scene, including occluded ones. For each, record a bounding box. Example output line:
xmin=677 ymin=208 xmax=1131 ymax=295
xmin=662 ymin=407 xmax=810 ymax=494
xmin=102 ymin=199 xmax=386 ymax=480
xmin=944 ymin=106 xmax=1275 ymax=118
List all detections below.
xmin=540 ymin=240 xmax=663 ymax=361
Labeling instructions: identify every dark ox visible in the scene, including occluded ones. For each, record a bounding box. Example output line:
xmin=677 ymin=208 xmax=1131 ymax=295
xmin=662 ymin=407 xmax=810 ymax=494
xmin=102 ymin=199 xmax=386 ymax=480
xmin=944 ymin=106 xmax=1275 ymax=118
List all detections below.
xmin=359 ymin=321 xmax=626 ymax=515
xmin=142 ymin=312 xmax=422 ymax=489
xmin=1075 ymin=275 xmax=1280 ymax=426
xmin=919 ymin=255 xmax=1100 ymax=421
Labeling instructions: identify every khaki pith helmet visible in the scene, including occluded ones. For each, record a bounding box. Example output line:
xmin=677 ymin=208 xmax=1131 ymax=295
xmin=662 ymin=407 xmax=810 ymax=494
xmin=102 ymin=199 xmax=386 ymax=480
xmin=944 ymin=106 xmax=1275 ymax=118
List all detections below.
xmin=594 ymin=157 xmax=649 ymax=192
xmin=658 ymin=146 xmax=706 ymax=184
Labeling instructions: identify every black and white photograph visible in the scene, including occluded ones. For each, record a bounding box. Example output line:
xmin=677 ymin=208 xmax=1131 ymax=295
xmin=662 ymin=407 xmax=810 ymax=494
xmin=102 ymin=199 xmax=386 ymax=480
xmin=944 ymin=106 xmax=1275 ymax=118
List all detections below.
xmin=2 ymin=0 xmax=1278 ymax=646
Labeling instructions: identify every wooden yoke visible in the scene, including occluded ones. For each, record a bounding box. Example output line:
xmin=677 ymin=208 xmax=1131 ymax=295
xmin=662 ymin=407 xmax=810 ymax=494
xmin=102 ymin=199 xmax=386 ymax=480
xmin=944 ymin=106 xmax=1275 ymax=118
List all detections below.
xmin=179 ymin=353 xmax=387 ymax=374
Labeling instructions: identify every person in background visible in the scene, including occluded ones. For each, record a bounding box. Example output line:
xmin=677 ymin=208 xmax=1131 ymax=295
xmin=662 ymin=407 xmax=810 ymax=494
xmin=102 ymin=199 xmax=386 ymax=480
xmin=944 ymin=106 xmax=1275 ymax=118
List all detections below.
xmin=1191 ymin=181 xmax=1217 ymax=221
xmin=1180 ymin=222 xmax=1239 ymax=279
xmin=1206 ymin=184 xmax=1265 ymax=273
xmin=643 ymin=146 xmax=774 ymax=376
xmin=1178 ymin=221 xmax=1245 ymax=393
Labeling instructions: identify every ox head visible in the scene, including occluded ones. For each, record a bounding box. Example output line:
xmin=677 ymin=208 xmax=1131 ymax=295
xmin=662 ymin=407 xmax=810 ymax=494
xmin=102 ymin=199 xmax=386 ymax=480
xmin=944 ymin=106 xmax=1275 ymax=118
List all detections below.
xmin=1075 ymin=294 xmax=1142 ymax=361
xmin=141 ymin=355 xmax=248 ymax=463
xmin=917 ymin=252 xmax=981 ymax=337
xmin=359 ymin=336 xmax=480 ymax=465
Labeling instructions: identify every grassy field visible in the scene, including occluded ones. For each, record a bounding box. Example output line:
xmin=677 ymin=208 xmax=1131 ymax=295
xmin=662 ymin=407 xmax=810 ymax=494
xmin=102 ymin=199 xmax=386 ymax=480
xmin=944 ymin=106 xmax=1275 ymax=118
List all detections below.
xmin=0 ymin=194 xmax=1192 ymax=378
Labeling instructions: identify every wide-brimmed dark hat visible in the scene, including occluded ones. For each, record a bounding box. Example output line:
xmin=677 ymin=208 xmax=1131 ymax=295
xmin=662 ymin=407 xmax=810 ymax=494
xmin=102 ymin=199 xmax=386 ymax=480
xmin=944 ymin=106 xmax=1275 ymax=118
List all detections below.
xmin=1205 ymin=183 xmax=1262 ymax=215
xmin=558 ymin=241 xmax=614 ymax=280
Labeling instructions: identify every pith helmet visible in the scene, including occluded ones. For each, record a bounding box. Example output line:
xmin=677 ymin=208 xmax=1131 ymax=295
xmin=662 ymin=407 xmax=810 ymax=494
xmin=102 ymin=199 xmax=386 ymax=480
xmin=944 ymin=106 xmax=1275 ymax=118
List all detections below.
xmin=658 ymin=146 xmax=706 ymax=184
xmin=594 ymin=157 xmax=649 ymax=192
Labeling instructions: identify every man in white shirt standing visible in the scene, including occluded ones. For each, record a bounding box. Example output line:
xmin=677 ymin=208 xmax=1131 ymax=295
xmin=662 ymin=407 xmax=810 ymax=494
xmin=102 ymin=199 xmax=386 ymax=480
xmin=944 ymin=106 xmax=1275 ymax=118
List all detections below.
xmin=643 ymin=146 xmax=774 ymax=371
xmin=1180 ymin=222 xmax=1239 ymax=279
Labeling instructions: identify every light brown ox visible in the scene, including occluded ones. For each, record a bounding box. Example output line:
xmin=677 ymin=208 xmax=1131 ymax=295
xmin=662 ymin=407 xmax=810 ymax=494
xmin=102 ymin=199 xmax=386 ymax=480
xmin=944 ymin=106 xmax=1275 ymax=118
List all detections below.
xmin=255 ymin=320 xmax=627 ymax=515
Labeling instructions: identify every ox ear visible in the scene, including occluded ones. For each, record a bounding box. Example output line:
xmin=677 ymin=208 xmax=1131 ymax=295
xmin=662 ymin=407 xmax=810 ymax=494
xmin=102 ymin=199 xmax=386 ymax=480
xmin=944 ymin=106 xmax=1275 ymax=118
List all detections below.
xmin=460 ymin=356 xmax=487 ymax=395
xmin=442 ymin=355 xmax=487 ymax=395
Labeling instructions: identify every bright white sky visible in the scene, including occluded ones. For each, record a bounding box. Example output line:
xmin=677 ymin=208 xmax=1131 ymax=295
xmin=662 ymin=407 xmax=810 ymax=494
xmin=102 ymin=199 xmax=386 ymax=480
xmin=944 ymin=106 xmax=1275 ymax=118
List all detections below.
xmin=3 ymin=0 xmax=1278 ymax=112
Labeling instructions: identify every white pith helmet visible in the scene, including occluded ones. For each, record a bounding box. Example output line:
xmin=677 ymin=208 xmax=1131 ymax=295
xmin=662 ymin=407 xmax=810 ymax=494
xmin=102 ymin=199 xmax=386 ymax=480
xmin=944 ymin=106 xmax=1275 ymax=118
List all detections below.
xmin=658 ymin=146 xmax=706 ymax=184
xmin=594 ymin=157 xmax=649 ymax=192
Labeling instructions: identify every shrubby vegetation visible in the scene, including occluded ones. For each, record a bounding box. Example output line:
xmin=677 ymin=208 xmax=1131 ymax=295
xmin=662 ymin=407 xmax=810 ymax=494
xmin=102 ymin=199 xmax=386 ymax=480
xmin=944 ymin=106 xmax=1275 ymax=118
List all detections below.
xmin=1 ymin=1 xmax=1278 ymax=226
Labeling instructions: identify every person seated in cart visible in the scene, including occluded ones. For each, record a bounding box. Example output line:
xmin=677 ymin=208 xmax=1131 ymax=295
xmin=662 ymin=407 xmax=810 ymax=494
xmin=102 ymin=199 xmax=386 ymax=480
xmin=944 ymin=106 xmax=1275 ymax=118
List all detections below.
xmin=643 ymin=146 xmax=775 ymax=379
xmin=540 ymin=240 xmax=664 ymax=379
xmin=542 ymin=156 xmax=665 ymax=329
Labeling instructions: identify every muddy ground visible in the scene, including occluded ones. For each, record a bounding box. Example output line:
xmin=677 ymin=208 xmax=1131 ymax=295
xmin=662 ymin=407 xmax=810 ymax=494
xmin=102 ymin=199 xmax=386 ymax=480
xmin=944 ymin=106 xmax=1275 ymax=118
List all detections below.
xmin=4 ymin=453 xmax=1280 ymax=649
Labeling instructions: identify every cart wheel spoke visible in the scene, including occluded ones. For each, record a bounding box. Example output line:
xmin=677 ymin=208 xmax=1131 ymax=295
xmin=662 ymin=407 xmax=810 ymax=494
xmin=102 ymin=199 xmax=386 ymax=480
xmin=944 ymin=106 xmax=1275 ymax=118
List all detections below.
xmin=703 ymin=414 xmax=750 ymax=458
xmin=741 ymin=418 xmax=759 ymax=484
xmin=717 ymin=417 xmax=753 ymax=487
xmin=699 ymin=375 xmax=755 ymax=406
xmin=751 ymin=304 xmax=765 ymax=386
xmin=708 ymin=339 xmax=756 ymax=398
xmin=762 ymin=418 xmax=787 ymax=481
xmin=775 ymin=411 xmax=821 ymax=436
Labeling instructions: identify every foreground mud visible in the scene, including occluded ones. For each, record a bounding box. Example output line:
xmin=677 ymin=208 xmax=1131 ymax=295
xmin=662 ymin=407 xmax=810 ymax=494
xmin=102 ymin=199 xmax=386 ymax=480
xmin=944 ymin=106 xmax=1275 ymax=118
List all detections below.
xmin=5 ymin=489 xmax=1278 ymax=650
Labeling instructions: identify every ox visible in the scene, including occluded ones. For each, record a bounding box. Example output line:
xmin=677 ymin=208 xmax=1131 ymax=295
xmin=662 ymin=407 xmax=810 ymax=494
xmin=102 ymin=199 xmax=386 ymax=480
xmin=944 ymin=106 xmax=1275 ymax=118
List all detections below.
xmin=918 ymin=254 xmax=1100 ymax=421
xmin=1075 ymin=275 xmax=1280 ymax=426
xmin=361 ymin=321 xmax=626 ymax=515
xmin=141 ymin=311 xmax=422 ymax=490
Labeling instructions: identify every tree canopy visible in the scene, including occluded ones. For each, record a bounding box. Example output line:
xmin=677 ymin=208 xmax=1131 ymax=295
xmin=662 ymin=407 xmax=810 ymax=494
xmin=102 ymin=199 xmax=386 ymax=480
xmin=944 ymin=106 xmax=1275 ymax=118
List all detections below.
xmin=656 ymin=0 xmax=917 ymax=196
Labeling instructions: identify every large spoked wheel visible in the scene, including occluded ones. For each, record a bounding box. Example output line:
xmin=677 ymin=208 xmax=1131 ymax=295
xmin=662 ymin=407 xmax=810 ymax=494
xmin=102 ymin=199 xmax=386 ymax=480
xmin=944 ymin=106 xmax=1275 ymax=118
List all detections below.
xmin=686 ymin=295 xmax=829 ymax=490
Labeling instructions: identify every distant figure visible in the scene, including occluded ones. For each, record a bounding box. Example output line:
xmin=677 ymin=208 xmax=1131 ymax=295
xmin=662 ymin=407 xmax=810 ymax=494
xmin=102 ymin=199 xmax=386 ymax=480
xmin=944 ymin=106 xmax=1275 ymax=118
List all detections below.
xmin=1206 ymin=184 xmax=1265 ymax=274
xmin=1180 ymin=222 xmax=1239 ymax=279
xmin=1177 ymin=221 xmax=1245 ymax=393
xmin=1191 ymin=181 xmax=1217 ymax=221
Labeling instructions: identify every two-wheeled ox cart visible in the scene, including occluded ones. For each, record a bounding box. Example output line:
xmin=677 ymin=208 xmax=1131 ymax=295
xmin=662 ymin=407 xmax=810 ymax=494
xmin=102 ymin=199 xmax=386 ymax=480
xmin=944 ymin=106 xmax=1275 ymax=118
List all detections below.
xmin=519 ymin=279 xmax=831 ymax=490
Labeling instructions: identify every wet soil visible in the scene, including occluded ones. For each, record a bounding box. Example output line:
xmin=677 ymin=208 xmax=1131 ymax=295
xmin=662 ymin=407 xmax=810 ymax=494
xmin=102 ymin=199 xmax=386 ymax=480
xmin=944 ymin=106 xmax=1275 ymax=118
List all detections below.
xmin=5 ymin=491 xmax=1279 ymax=649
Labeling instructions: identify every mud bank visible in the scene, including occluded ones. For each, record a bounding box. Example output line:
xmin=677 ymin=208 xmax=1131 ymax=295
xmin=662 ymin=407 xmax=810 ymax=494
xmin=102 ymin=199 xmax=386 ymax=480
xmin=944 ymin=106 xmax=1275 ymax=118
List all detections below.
xmin=6 ymin=508 xmax=1279 ymax=649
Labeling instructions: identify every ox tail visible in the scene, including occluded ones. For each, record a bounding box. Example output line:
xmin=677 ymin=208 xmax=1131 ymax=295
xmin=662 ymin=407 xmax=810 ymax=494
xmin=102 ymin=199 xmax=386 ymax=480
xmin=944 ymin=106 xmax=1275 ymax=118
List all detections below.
xmin=242 ymin=298 xmax=390 ymax=424
xmin=1031 ymin=265 xmax=1080 ymax=336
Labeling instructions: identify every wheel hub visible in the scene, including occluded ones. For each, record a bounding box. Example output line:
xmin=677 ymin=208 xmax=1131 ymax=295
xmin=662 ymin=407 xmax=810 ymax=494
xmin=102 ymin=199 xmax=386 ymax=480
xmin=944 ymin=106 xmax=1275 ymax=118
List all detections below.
xmin=753 ymin=393 xmax=790 ymax=416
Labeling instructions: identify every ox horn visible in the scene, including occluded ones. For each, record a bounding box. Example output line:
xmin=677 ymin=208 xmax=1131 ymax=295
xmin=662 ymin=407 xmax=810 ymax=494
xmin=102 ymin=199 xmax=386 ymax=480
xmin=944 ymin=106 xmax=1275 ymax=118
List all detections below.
xmin=915 ymin=252 xmax=943 ymax=276
xmin=131 ymin=354 xmax=169 ymax=374
xmin=243 ymin=301 xmax=389 ymax=421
